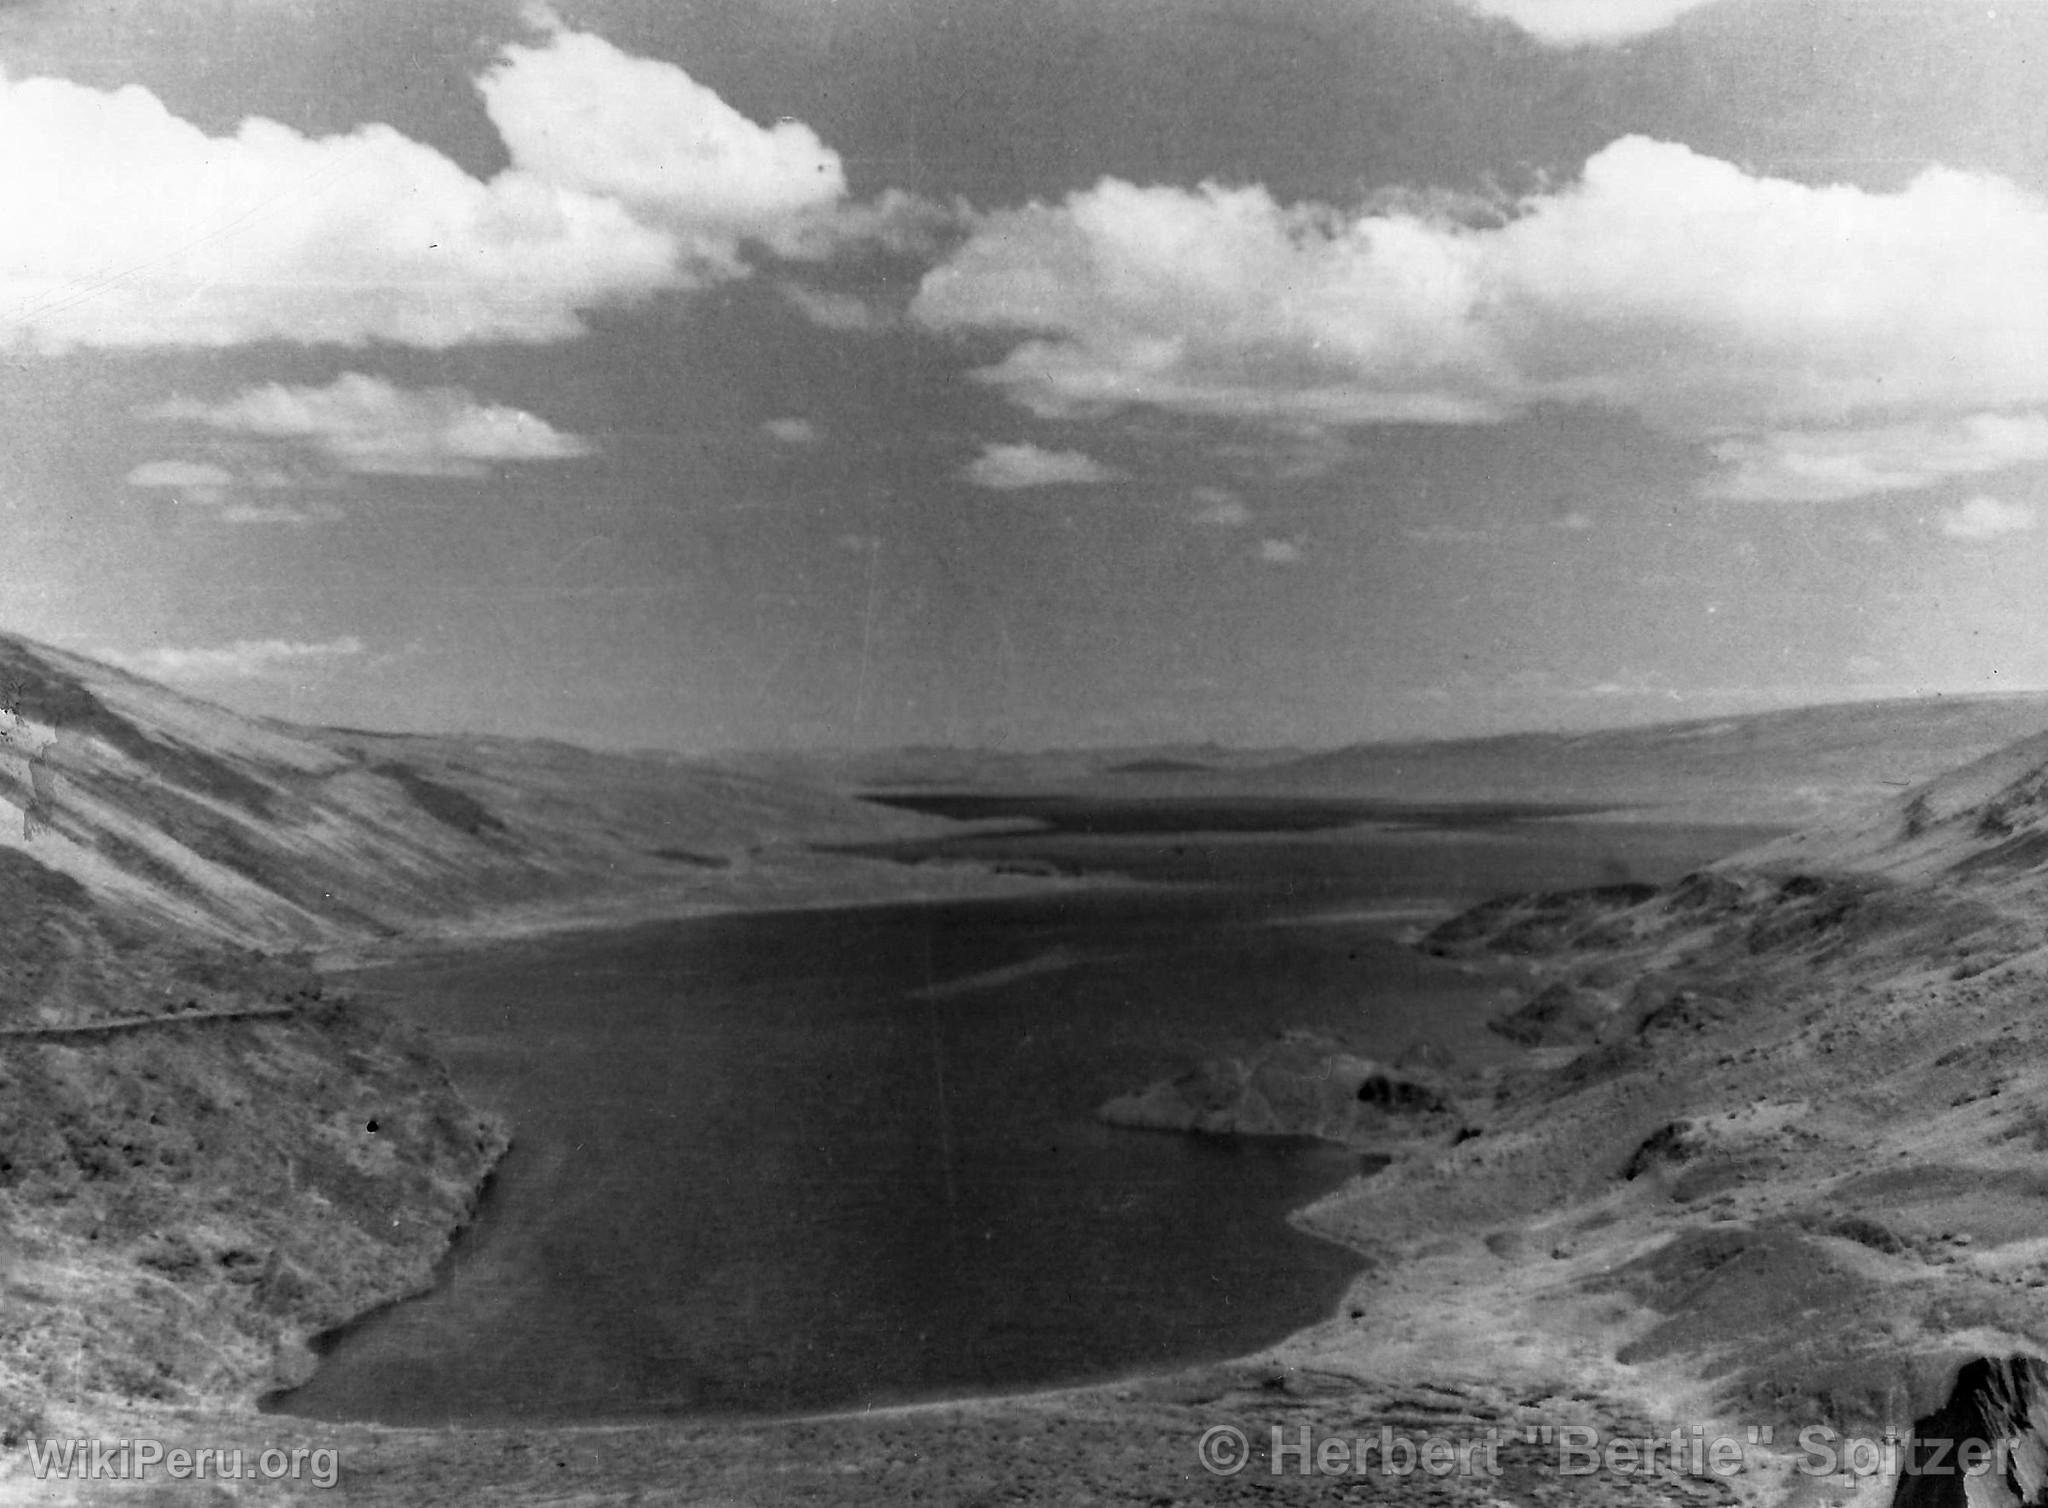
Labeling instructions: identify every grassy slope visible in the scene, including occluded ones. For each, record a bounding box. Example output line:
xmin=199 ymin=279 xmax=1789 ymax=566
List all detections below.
xmin=0 ymin=632 xmax=960 ymax=953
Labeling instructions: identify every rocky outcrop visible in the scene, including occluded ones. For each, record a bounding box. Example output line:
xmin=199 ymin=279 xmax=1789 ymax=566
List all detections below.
xmin=1100 ymin=1032 xmax=1461 ymax=1147
xmin=1895 ymin=1355 xmax=2048 ymax=1506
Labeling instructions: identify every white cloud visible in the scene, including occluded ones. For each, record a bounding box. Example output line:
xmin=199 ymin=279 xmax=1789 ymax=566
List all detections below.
xmin=1192 ymin=490 xmax=1252 ymax=527
xmin=123 ymin=457 xmax=331 ymax=522
xmin=963 ymin=442 xmax=1114 ymax=490
xmin=0 ymin=68 xmax=677 ymax=350
xmin=1938 ymin=495 xmax=2037 ymax=541
xmin=1258 ymin=537 xmax=1305 ymax=565
xmin=0 ymin=22 xmax=910 ymax=351
xmin=916 ymin=175 xmax=1505 ymax=427
xmin=763 ymin=417 xmax=820 ymax=446
xmin=1704 ymin=415 xmax=2048 ymax=503
xmin=1455 ymin=0 xmax=1726 ymax=45
xmin=104 ymin=635 xmax=364 ymax=681
xmin=125 ymin=459 xmax=233 ymax=504
xmin=915 ymin=138 xmax=2048 ymax=501
xmin=215 ymin=501 xmax=333 ymax=526
xmin=479 ymin=25 xmax=842 ymax=277
xmin=149 ymin=373 xmax=593 ymax=477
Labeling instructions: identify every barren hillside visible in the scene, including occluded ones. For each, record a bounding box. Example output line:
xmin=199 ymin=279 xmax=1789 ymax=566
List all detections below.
xmin=0 ymin=633 xmax=950 ymax=952
xmin=1259 ymin=718 xmax=2048 ymax=1502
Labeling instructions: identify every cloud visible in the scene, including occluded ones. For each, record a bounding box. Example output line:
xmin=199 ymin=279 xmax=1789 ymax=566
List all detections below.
xmin=0 ymin=22 xmax=912 ymax=351
xmin=1549 ymin=510 xmax=1595 ymax=531
xmin=914 ymin=138 xmax=2048 ymax=500
xmin=481 ymin=25 xmax=954 ymax=269
xmin=963 ymin=442 xmax=1114 ymax=490
xmin=1938 ymin=495 xmax=2037 ymax=541
xmin=763 ymin=417 xmax=820 ymax=446
xmin=764 ymin=188 xmax=964 ymax=264
xmin=1191 ymin=490 xmax=1252 ymax=527
xmin=1258 ymin=537 xmax=1305 ymax=565
xmin=1454 ymin=0 xmax=1726 ymax=45
xmin=779 ymin=283 xmax=892 ymax=333
xmin=125 ymin=459 xmax=234 ymax=504
xmin=1704 ymin=415 xmax=2048 ymax=503
xmin=479 ymin=24 xmax=842 ymax=277
xmin=122 ymin=457 xmax=332 ymax=522
xmin=215 ymin=502 xmax=333 ymax=526
xmin=0 ymin=68 xmax=677 ymax=350
xmin=104 ymin=635 xmax=364 ymax=681
xmin=149 ymin=373 xmax=593 ymax=476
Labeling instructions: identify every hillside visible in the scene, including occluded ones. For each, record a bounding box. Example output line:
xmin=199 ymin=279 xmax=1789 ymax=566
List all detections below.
xmin=0 ymin=839 xmax=509 ymax=1443
xmin=1253 ymin=719 xmax=2048 ymax=1500
xmin=0 ymin=629 xmax=991 ymax=1462
xmin=0 ymin=633 xmax=958 ymax=953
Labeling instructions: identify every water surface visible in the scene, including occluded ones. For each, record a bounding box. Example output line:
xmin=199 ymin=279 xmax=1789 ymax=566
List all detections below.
xmin=272 ymin=798 xmax=1774 ymax=1425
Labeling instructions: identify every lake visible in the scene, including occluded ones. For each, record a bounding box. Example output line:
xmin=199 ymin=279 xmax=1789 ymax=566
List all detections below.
xmin=268 ymin=796 xmax=1776 ymax=1426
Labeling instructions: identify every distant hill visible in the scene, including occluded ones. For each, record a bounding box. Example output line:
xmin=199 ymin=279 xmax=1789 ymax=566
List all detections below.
xmin=1254 ymin=694 xmax=2048 ymax=826
xmin=0 ymin=633 xmax=946 ymax=952
xmin=744 ymin=695 xmax=2048 ymax=829
xmin=728 ymin=742 xmax=1296 ymax=792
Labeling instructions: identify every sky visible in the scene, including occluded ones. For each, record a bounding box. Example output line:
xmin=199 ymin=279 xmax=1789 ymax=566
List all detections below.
xmin=4 ymin=0 xmax=2048 ymax=752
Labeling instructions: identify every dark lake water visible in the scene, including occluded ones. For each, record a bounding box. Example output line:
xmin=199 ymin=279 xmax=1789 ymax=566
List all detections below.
xmin=269 ymin=797 xmax=1777 ymax=1426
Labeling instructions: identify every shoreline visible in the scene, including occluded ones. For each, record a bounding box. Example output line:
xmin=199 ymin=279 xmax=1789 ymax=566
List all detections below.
xmin=260 ymin=899 xmax=1493 ymax=1447
xmin=306 ymin=849 xmax=1123 ymax=974
xmin=6 ymin=812 xmax=1859 ymax=1505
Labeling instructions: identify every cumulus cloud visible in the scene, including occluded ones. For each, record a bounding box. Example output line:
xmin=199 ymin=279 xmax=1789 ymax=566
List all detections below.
xmin=1455 ymin=0 xmax=1726 ymax=45
xmin=964 ymin=442 xmax=1114 ymax=490
xmin=1938 ymin=495 xmax=2037 ymax=541
xmin=0 ymin=22 xmax=914 ymax=351
xmin=1258 ymin=537 xmax=1306 ymax=565
xmin=914 ymin=137 xmax=2048 ymax=501
xmin=762 ymin=417 xmax=820 ymax=446
xmin=149 ymin=373 xmax=593 ymax=477
xmin=0 ymin=69 xmax=675 ymax=350
xmin=479 ymin=25 xmax=841 ymax=277
xmin=104 ymin=635 xmax=365 ymax=681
